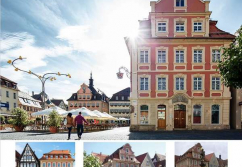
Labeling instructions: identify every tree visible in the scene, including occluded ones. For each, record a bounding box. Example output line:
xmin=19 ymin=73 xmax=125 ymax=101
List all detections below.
xmin=218 ymin=25 xmax=242 ymax=88
xmin=83 ymin=152 xmax=102 ymax=167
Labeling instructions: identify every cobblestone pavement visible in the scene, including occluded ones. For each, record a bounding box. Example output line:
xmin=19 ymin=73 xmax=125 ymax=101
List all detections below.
xmin=1 ymin=127 xmax=242 ymax=140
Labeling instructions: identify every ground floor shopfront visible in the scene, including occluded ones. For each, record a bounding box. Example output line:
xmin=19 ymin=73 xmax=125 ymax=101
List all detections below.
xmin=130 ymin=94 xmax=230 ymax=131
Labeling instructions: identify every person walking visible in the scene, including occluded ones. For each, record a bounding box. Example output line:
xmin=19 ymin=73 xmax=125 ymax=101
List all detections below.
xmin=66 ymin=113 xmax=74 ymax=140
xmin=74 ymin=112 xmax=89 ymax=140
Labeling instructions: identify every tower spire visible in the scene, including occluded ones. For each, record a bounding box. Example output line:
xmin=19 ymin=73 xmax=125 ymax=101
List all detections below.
xmin=89 ymin=72 xmax=94 ymax=87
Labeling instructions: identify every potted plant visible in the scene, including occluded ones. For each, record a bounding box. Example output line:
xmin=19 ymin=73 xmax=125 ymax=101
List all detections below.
xmin=8 ymin=108 xmax=30 ymax=132
xmin=0 ymin=115 xmax=6 ymax=130
xmin=47 ymin=110 xmax=61 ymax=133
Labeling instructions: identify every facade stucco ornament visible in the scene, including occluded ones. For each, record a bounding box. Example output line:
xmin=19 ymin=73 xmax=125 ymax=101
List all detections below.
xmin=172 ymin=94 xmax=189 ymax=104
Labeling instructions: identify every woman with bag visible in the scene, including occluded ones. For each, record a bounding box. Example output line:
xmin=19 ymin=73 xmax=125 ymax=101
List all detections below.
xmin=66 ymin=113 xmax=74 ymax=140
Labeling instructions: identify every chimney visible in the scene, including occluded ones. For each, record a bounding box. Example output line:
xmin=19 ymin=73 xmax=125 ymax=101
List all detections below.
xmin=89 ymin=72 xmax=94 ymax=87
xmin=150 ymin=1 xmax=156 ymax=12
xmin=32 ymin=91 xmax=34 ymax=96
xmin=219 ymin=155 xmax=221 ymax=159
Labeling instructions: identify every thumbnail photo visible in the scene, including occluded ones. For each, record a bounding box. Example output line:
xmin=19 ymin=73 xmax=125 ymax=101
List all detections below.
xmin=175 ymin=142 xmax=228 ymax=167
xmin=84 ymin=142 xmax=166 ymax=167
xmin=15 ymin=142 xmax=75 ymax=167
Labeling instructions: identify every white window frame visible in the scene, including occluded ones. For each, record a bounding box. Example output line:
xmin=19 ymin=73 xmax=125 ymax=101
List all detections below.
xmin=193 ymin=77 xmax=202 ymax=90
xmin=193 ymin=50 xmax=203 ymax=63
xmin=158 ymin=78 xmax=167 ymax=90
xmin=157 ymin=50 xmax=166 ymax=63
xmin=140 ymin=78 xmax=149 ymax=91
xmin=176 ymin=77 xmax=184 ymax=90
xmin=176 ymin=0 xmax=185 ymax=7
xmin=139 ymin=50 xmax=149 ymax=63
xmin=175 ymin=50 xmax=184 ymax=63
xmin=194 ymin=22 xmax=203 ymax=32
xmin=212 ymin=49 xmax=221 ymax=62
xmin=212 ymin=77 xmax=220 ymax=90
xmin=176 ymin=22 xmax=185 ymax=32
xmin=157 ymin=22 xmax=167 ymax=32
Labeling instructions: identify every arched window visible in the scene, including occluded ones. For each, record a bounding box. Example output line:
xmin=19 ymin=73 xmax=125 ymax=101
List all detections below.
xmin=212 ymin=105 xmax=220 ymax=124
xmin=193 ymin=105 xmax=202 ymax=124
xmin=140 ymin=105 xmax=149 ymax=124
xmin=53 ymin=163 xmax=56 ymax=167
xmin=63 ymin=163 xmax=66 ymax=167
xmin=43 ymin=163 xmax=46 ymax=167
xmin=48 ymin=163 xmax=51 ymax=167
xmin=68 ymin=163 xmax=71 ymax=167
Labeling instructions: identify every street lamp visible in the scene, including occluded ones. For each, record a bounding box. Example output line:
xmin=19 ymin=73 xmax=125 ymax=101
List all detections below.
xmin=117 ymin=66 xmax=130 ymax=79
xmin=8 ymin=56 xmax=71 ymax=109
xmin=200 ymin=148 xmax=206 ymax=167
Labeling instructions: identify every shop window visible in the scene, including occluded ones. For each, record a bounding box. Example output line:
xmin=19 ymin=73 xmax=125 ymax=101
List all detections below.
xmin=193 ymin=105 xmax=202 ymax=124
xmin=212 ymin=105 xmax=220 ymax=124
xmin=140 ymin=105 xmax=149 ymax=124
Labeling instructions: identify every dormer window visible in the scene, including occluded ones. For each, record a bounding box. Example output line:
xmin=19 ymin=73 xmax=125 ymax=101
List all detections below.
xmin=126 ymin=148 xmax=129 ymax=153
xmin=65 ymin=155 xmax=68 ymax=159
xmin=60 ymin=155 xmax=63 ymax=159
xmin=46 ymin=155 xmax=48 ymax=159
xmin=122 ymin=96 xmax=124 ymax=100
xmin=55 ymin=155 xmax=58 ymax=159
xmin=116 ymin=96 xmax=119 ymax=100
xmin=50 ymin=155 xmax=53 ymax=159
xmin=158 ymin=22 xmax=167 ymax=32
xmin=176 ymin=0 xmax=185 ymax=7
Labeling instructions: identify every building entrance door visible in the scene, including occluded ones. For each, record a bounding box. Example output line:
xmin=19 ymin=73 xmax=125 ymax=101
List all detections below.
xmin=157 ymin=105 xmax=166 ymax=129
xmin=174 ymin=104 xmax=186 ymax=128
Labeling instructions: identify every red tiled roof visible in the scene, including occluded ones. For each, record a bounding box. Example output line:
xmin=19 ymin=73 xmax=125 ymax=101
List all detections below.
xmin=45 ymin=150 xmax=71 ymax=155
xmin=92 ymin=152 xmax=109 ymax=163
xmin=136 ymin=153 xmax=148 ymax=164
xmin=175 ymin=155 xmax=181 ymax=163
xmin=209 ymin=20 xmax=235 ymax=39
xmin=217 ymin=158 xmax=228 ymax=167
xmin=205 ymin=153 xmax=214 ymax=161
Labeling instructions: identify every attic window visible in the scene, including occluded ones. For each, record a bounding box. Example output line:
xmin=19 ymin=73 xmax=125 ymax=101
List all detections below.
xmin=94 ymin=95 xmax=96 ymax=99
xmin=122 ymin=96 xmax=124 ymax=100
xmin=176 ymin=0 xmax=185 ymax=7
xmin=116 ymin=96 xmax=119 ymax=100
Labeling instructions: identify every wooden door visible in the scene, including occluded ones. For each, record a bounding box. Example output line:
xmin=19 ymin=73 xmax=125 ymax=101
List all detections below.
xmin=174 ymin=110 xmax=186 ymax=128
xmin=174 ymin=111 xmax=180 ymax=128
xmin=157 ymin=105 xmax=166 ymax=129
xmin=179 ymin=111 xmax=186 ymax=128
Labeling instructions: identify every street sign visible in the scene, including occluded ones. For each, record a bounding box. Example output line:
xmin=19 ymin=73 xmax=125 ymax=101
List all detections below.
xmin=0 ymin=102 xmax=9 ymax=108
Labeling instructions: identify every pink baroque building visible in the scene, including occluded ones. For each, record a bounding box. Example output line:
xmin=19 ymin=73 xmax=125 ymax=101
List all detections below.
xmin=125 ymin=0 xmax=235 ymax=131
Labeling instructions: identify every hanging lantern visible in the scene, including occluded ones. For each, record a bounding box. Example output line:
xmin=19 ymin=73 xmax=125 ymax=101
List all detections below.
xmin=117 ymin=72 xmax=123 ymax=79
xmin=7 ymin=60 xmax=12 ymax=64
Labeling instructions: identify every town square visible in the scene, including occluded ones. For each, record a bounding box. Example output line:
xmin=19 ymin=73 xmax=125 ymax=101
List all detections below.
xmin=1 ymin=0 xmax=242 ymax=141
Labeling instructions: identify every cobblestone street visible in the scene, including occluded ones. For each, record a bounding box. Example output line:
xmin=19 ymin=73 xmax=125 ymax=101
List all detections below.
xmin=1 ymin=127 xmax=242 ymax=140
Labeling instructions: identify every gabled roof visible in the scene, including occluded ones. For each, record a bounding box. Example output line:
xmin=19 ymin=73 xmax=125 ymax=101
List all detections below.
xmin=0 ymin=75 xmax=17 ymax=84
xmin=0 ymin=75 xmax=19 ymax=90
xmin=205 ymin=153 xmax=214 ymax=161
xmin=153 ymin=153 xmax=166 ymax=161
xmin=92 ymin=152 xmax=109 ymax=163
xmin=45 ymin=150 xmax=71 ymax=155
xmin=110 ymin=87 xmax=130 ymax=101
xmin=51 ymin=99 xmax=65 ymax=106
xmin=16 ymin=150 xmax=21 ymax=160
xmin=217 ymin=158 xmax=228 ymax=167
xmin=20 ymin=143 xmax=40 ymax=164
xmin=136 ymin=153 xmax=148 ymax=164
xmin=209 ymin=20 xmax=235 ymax=39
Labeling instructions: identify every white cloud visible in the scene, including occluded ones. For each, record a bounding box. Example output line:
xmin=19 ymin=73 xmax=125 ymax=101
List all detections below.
xmin=15 ymin=144 xmax=24 ymax=153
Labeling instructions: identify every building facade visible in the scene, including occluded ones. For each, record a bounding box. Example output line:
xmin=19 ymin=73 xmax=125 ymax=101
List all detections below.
xmin=102 ymin=143 xmax=140 ymax=167
xmin=67 ymin=73 xmax=109 ymax=113
xmin=32 ymin=91 xmax=55 ymax=109
xmin=136 ymin=153 xmax=155 ymax=167
xmin=175 ymin=143 xmax=208 ymax=167
xmin=109 ymin=88 xmax=130 ymax=119
xmin=17 ymin=143 xmax=40 ymax=167
xmin=205 ymin=153 xmax=219 ymax=167
xmin=125 ymin=0 xmax=235 ymax=131
xmin=50 ymin=99 xmax=67 ymax=111
xmin=18 ymin=91 xmax=42 ymax=117
xmin=39 ymin=150 xmax=75 ymax=167
xmin=0 ymin=75 xmax=19 ymax=114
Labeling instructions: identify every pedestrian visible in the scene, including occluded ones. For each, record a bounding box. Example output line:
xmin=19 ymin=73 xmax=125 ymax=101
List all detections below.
xmin=66 ymin=113 xmax=74 ymax=140
xmin=74 ymin=112 xmax=89 ymax=140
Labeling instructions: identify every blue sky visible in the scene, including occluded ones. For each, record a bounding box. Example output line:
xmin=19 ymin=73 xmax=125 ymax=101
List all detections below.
xmin=84 ymin=142 xmax=166 ymax=158
xmin=16 ymin=142 xmax=75 ymax=158
xmin=175 ymin=142 xmax=228 ymax=159
xmin=1 ymin=0 xmax=242 ymax=102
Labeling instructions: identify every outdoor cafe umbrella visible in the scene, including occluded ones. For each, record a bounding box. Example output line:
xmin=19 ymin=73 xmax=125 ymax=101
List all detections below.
xmin=92 ymin=110 xmax=109 ymax=120
xmin=102 ymin=112 xmax=118 ymax=120
xmin=65 ymin=107 xmax=100 ymax=119
xmin=31 ymin=106 xmax=67 ymax=116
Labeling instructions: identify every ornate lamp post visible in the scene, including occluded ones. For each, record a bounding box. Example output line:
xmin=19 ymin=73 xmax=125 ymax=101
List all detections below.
xmin=8 ymin=56 xmax=71 ymax=109
xmin=200 ymin=148 xmax=206 ymax=167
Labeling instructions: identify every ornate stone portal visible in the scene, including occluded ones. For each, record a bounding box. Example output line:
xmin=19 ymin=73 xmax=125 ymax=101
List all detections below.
xmin=172 ymin=94 xmax=189 ymax=104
